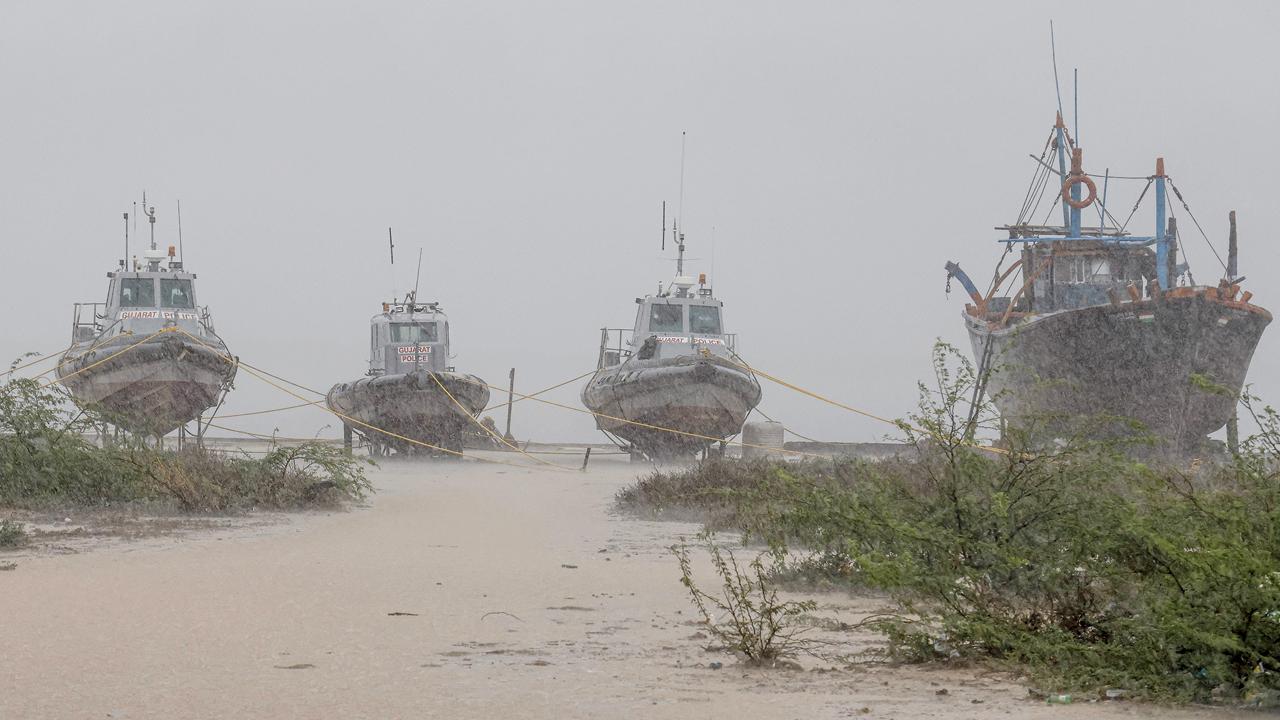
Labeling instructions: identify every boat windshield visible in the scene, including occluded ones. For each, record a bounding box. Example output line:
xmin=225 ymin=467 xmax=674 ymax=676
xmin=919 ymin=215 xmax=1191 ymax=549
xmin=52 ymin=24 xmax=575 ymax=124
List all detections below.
xmin=649 ymin=304 xmax=683 ymax=333
xmin=119 ymin=278 xmax=155 ymax=307
xmin=391 ymin=322 xmax=438 ymax=343
xmin=161 ymin=278 xmax=194 ymax=308
xmin=689 ymin=305 xmax=722 ymax=334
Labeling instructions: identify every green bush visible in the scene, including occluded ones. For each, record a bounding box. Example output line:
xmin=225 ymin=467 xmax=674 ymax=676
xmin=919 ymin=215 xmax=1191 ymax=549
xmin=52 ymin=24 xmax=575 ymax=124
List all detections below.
xmin=674 ymin=534 xmax=817 ymax=663
xmin=0 ymin=376 xmax=373 ymax=512
xmin=626 ymin=343 xmax=1280 ymax=703
xmin=0 ymin=519 xmax=26 ymax=548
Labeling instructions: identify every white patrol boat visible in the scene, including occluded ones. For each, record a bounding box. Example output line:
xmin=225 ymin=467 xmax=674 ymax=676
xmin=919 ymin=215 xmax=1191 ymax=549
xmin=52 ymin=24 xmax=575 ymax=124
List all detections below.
xmin=327 ymin=293 xmax=489 ymax=456
xmin=57 ymin=204 xmax=236 ymax=438
xmin=582 ymin=227 xmax=761 ymax=460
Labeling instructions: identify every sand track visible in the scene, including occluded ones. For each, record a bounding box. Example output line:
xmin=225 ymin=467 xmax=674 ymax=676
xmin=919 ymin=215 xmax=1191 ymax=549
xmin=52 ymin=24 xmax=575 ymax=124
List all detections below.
xmin=0 ymin=453 xmax=1253 ymax=719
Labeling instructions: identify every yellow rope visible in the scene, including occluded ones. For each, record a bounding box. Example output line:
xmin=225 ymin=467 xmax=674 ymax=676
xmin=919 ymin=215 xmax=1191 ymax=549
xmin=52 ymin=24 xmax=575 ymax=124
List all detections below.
xmin=429 ymin=373 xmax=575 ymax=471
xmin=44 ymin=328 xmax=183 ymax=389
xmin=172 ymin=329 xmax=546 ymax=470
xmin=721 ymin=356 xmax=1010 ymax=456
xmin=477 ymin=379 xmax=827 ymax=461
xmin=481 ymin=369 xmax=597 ymax=413
xmin=3 ymin=344 xmax=74 ymax=377
xmin=216 ymin=401 xmax=324 ymax=419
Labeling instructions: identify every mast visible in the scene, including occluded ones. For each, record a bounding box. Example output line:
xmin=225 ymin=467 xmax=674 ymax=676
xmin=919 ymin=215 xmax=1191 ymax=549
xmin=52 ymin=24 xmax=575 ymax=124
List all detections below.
xmin=676 ymin=228 xmax=686 ymax=276
xmin=1054 ymin=112 xmax=1070 ymax=229
xmin=1155 ymin=157 xmax=1169 ymax=289
xmin=1068 ymin=148 xmax=1083 ymax=238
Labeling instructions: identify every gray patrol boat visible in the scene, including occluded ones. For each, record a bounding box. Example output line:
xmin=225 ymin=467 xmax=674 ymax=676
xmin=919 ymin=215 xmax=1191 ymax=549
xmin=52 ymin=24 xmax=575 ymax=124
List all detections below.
xmin=327 ymin=293 xmax=489 ymax=455
xmin=57 ymin=205 xmax=237 ymax=438
xmin=582 ymin=228 xmax=761 ymax=460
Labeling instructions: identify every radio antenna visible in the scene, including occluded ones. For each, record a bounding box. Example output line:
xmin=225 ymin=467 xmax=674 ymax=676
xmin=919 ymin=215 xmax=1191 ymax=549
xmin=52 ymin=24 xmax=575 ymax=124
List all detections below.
xmin=677 ymin=131 xmax=687 ymax=227
xmin=412 ymin=248 xmax=423 ymax=304
xmin=1050 ymin=20 xmax=1064 ymax=123
xmin=176 ymin=199 xmax=185 ymax=263
xmin=661 ymin=200 xmax=666 ymax=250
xmin=387 ymin=226 xmax=398 ymax=300
xmin=146 ymin=202 xmax=157 ymax=251
xmin=122 ymin=211 xmax=129 ymax=268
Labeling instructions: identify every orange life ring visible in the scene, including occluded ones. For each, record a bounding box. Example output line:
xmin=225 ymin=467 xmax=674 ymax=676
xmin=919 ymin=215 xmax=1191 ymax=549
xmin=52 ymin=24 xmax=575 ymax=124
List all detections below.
xmin=1061 ymin=174 xmax=1097 ymax=209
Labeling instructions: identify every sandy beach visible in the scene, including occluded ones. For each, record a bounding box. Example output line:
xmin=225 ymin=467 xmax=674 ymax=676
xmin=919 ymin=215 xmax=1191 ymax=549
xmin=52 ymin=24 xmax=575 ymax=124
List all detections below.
xmin=0 ymin=451 xmax=1255 ymax=719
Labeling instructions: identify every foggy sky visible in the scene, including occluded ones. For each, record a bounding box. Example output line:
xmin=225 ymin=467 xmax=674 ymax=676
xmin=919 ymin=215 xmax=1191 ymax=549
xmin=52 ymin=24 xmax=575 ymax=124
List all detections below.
xmin=3 ymin=0 xmax=1278 ymax=444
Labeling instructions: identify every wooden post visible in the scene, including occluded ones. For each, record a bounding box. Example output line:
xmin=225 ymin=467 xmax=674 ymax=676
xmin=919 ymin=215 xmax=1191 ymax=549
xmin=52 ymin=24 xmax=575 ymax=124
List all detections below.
xmin=504 ymin=368 xmax=516 ymax=443
xmin=1227 ymin=211 xmax=1240 ymax=456
xmin=580 ymin=446 xmax=592 ymax=471
xmin=1228 ymin=210 xmax=1238 ymax=278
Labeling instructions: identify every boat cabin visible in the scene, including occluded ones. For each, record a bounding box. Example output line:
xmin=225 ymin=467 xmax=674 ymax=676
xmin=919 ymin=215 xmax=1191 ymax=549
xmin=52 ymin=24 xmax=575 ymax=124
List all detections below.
xmin=368 ymin=300 xmax=451 ymax=375
xmin=1020 ymin=242 xmax=1162 ymax=313
xmin=597 ymin=276 xmax=737 ymax=368
xmin=71 ymin=246 xmax=216 ymax=344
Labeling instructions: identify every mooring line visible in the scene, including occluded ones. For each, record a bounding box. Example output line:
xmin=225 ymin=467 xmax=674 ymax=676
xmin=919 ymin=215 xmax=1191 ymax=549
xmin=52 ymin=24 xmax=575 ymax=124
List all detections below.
xmin=172 ymin=328 xmax=550 ymax=470
xmin=429 ymin=372 xmax=577 ymax=471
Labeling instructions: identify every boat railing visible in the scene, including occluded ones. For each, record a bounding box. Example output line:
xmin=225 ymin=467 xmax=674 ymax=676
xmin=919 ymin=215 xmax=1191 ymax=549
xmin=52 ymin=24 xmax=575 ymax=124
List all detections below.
xmin=70 ymin=303 xmax=107 ymax=343
xmin=597 ymin=328 xmax=633 ymax=369
xmin=597 ymin=328 xmax=740 ymax=368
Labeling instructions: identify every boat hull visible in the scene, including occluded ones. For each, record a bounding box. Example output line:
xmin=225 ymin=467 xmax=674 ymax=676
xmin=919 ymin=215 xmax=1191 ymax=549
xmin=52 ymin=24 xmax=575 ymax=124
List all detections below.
xmin=966 ymin=291 xmax=1271 ymax=453
xmin=581 ymin=356 xmax=762 ymax=458
xmin=326 ymin=370 xmax=490 ymax=453
xmin=56 ymin=333 xmax=236 ymax=436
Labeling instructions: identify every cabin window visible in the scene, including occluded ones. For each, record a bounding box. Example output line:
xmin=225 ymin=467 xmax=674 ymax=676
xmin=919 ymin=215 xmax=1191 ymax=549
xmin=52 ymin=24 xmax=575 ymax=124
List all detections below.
xmin=160 ymin=279 xmax=194 ymax=308
xmin=648 ymin=304 xmax=683 ymax=333
xmin=689 ymin=305 xmax=722 ymax=334
xmin=391 ymin=322 xmax=438 ymax=343
xmin=119 ymin=278 xmax=155 ymax=307
xmin=1062 ymin=257 xmax=1111 ymax=284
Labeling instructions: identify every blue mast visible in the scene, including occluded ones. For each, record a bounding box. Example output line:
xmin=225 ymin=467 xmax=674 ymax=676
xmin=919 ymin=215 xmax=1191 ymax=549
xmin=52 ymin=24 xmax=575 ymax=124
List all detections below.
xmin=1154 ymin=157 xmax=1168 ymax=289
xmin=1055 ymin=112 xmax=1070 ymax=229
xmin=1068 ymin=148 xmax=1083 ymax=238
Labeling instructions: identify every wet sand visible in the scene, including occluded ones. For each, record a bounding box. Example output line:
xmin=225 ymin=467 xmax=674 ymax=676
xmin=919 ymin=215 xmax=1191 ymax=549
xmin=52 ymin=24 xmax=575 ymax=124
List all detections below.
xmin=0 ymin=452 xmax=1253 ymax=719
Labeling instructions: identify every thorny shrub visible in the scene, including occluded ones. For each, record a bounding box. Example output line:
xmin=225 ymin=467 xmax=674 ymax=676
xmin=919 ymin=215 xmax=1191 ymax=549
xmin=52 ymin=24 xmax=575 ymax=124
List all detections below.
xmin=628 ymin=342 xmax=1280 ymax=703
xmin=673 ymin=534 xmax=817 ymax=664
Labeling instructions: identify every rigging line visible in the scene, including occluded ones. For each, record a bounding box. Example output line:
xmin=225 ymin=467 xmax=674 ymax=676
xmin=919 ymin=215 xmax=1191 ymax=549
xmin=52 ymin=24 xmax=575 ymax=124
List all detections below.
xmin=481 ymin=368 xmax=596 ymax=413
xmin=1117 ymin=178 xmax=1153 ymax=236
xmin=1016 ymin=131 xmax=1057 ymax=223
xmin=42 ymin=328 xmax=179 ymax=389
xmin=1171 ymin=218 xmax=1195 ymax=283
xmin=170 ymin=328 xmax=545 ymax=469
xmin=1024 ymin=157 xmax=1057 ymax=227
xmin=1027 ymin=153 xmax=1154 ymax=181
xmin=216 ymin=401 xmax=323 ymax=419
xmin=203 ymin=421 xmax=332 ymax=444
xmin=233 ymin=361 xmax=546 ymax=469
xmin=476 ymin=379 xmax=833 ymax=461
xmin=750 ymin=405 xmax=828 ymax=444
xmin=723 ymin=356 xmax=1008 ymax=456
xmin=429 ymin=372 xmax=576 ymax=471
xmin=984 ymin=243 xmax=1014 ymax=298
xmin=1017 ymin=160 xmax=1050 ymax=225
xmin=1037 ymin=189 xmax=1063 ymax=227
xmin=3 ymin=344 xmax=74 ymax=377
xmin=1166 ymin=178 xmax=1229 ymax=273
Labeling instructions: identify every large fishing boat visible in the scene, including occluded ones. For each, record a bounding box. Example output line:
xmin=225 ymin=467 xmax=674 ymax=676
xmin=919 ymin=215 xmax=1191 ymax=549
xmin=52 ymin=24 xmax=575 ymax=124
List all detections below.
xmin=582 ymin=224 xmax=761 ymax=460
xmin=57 ymin=204 xmax=237 ymax=438
xmin=327 ymin=293 xmax=489 ymax=456
xmin=946 ymin=112 xmax=1270 ymax=455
